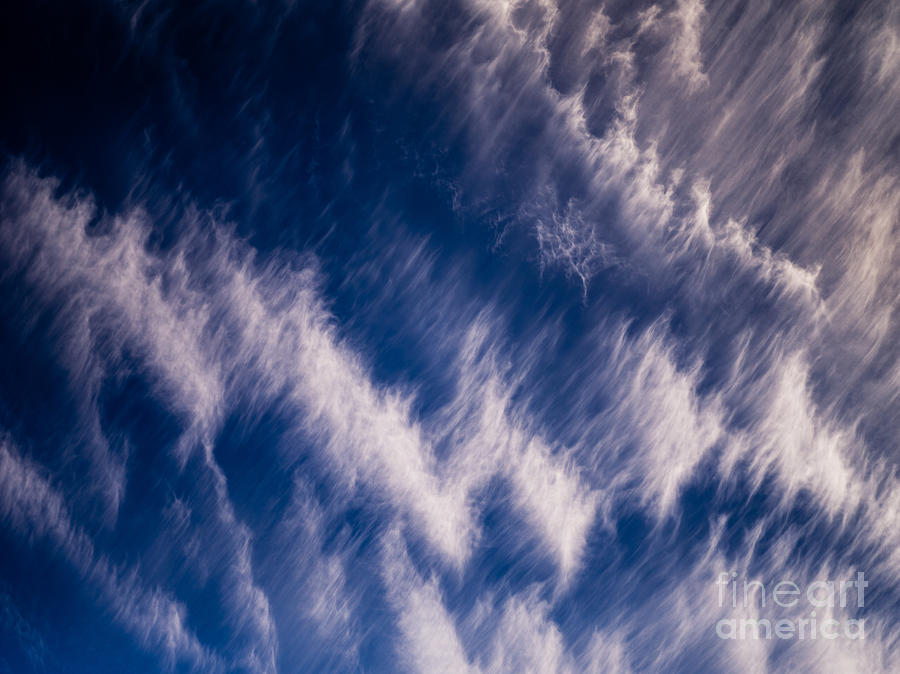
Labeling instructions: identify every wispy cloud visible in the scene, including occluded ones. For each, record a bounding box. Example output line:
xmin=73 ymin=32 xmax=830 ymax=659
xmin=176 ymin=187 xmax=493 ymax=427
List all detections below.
xmin=0 ymin=437 xmax=219 ymax=671
xmin=2 ymin=0 xmax=899 ymax=669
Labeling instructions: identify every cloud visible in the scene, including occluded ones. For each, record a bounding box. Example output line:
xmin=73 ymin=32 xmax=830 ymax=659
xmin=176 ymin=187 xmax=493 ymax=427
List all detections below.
xmin=0 ymin=163 xmax=598 ymax=587
xmin=358 ymin=0 xmax=900 ymax=573
xmin=0 ymin=164 xmax=279 ymax=673
xmin=382 ymin=528 xmax=476 ymax=674
xmin=0 ymin=582 xmax=51 ymax=672
xmin=381 ymin=527 xmax=633 ymax=674
xmin=0 ymin=437 xmax=219 ymax=671
xmin=4 ymin=0 xmax=900 ymax=663
xmin=668 ymin=0 xmax=708 ymax=90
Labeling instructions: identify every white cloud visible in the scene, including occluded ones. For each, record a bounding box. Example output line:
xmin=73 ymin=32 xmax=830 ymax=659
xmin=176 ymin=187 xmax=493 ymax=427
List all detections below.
xmin=668 ymin=0 xmax=708 ymax=90
xmin=0 ymin=166 xmax=278 ymax=672
xmin=1 ymin=165 xmax=598 ymax=583
xmin=0 ymin=438 xmax=219 ymax=671
xmin=381 ymin=528 xmax=476 ymax=674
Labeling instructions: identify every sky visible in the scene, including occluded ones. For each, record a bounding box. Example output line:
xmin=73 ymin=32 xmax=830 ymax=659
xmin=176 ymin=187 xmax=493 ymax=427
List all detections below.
xmin=0 ymin=0 xmax=898 ymax=672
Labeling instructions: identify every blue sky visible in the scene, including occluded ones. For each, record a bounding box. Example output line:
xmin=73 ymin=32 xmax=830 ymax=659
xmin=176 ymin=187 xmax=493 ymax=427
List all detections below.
xmin=1 ymin=0 xmax=899 ymax=672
